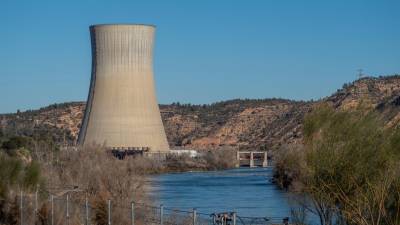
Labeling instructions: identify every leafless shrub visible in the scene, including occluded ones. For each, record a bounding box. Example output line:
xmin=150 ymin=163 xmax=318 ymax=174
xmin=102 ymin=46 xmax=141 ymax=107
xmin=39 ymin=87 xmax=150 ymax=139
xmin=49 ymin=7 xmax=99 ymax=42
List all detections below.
xmin=202 ymin=148 xmax=237 ymax=170
xmin=38 ymin=145 xmax=148 ymax=225
xmin=273 ymin=144 xmax=306 ymax=190
xmin=290 ymin=206 xmax=308 ymax=225
xmin=93 ymin=195 xmax=108 ymax=225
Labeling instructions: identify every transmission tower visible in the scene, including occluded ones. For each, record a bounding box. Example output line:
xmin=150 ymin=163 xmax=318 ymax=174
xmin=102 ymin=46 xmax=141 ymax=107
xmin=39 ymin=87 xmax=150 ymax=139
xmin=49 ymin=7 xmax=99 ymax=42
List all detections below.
xmin=357 ymin=69 xmax=364 ymax=79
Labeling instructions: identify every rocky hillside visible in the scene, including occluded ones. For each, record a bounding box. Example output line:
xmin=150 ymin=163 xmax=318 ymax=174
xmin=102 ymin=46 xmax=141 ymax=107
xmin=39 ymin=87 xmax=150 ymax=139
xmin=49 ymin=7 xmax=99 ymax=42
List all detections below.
xmin=325 ymin=76 xmax=400 ymax=130
xmin=161 ymin=99 xmax=311 ymax=150
xmin=1 ymin=75 xmax=400 ymax=150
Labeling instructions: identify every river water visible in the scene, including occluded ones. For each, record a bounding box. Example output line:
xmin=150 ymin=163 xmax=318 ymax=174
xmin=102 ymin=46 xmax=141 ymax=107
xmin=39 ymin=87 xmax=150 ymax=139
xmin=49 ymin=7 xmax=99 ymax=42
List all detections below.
xmin=148 ymin=167 xmax=316 ymax=223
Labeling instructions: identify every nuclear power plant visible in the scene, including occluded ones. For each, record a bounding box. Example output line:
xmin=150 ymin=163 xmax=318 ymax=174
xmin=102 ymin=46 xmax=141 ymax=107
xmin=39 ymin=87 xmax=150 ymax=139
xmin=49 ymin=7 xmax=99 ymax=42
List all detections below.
xmin=78 ymin=24 xmax=170 ymax=153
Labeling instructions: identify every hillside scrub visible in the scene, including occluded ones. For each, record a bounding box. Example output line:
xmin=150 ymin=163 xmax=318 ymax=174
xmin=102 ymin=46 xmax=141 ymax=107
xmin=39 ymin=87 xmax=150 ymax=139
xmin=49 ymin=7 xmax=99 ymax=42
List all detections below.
xmin=276 ymin=104 xmax=400 ymax=225
xmin=1 ymin=75 xmax=400 ymax=152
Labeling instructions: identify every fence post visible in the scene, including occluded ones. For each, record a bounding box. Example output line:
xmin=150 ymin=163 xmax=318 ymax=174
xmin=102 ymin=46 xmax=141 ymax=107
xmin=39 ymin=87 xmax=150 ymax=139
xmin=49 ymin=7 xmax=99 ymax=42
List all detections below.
xmin=212 ymin=214 xmax=216 ymax=224
xmin=85 ymin=196 xmax=89 ymax=225
xmin=108 ymin=199 xmax=111 ymax=225
xmin=35 ymin=186 xmax=38 ymax=218
xmin=192 ymin=208 xmax=197 ymax=225
xmin=66 ymin=194 xmax=70 ymax=225
xmin=232 ymin=212 xmax=236 ymax=225
xmin=160 ymin=204 xmax=164 ymax=225
xmin=131 ymin=202 xmax=135 ymax=225
xmin=20 ymin=190 xmax=23 ymax=225
xmin=51 ymin=195 xmax=54 ymax=225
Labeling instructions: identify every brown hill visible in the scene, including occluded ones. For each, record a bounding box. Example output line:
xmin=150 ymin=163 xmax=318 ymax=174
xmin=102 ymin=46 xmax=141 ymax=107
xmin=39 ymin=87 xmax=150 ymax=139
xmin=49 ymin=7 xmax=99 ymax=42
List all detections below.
xmin=1 ymin=75 xmax=399 ymax=150
xmin=161 ymin=99 xmax=311 ymax=150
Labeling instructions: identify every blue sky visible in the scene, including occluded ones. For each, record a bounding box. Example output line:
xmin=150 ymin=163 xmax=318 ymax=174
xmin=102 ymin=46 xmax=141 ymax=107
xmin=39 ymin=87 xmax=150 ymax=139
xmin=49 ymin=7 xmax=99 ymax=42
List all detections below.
xmin=0 ymin=0 xmax=399 ymax=113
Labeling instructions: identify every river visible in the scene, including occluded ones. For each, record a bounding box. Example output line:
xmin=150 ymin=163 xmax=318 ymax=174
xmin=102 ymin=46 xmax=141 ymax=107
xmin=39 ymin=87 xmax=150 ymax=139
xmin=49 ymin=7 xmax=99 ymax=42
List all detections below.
xmin=148 ymin=167 xmax=318 ymax=224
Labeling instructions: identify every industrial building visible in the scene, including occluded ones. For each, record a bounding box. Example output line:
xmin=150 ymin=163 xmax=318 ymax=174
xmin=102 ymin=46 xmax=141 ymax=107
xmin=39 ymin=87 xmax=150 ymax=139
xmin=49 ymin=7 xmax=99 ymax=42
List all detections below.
xmin=78 ymin=24 xmax=169 ymax=152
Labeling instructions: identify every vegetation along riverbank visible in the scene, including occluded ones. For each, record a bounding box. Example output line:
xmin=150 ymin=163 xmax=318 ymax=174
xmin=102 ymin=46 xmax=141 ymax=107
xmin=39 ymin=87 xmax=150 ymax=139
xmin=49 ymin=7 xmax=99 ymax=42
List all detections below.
xmin=0 ymin=134 xmax=237 ymax=225
xmin=274 ymin=103 xmax=400 ymax=225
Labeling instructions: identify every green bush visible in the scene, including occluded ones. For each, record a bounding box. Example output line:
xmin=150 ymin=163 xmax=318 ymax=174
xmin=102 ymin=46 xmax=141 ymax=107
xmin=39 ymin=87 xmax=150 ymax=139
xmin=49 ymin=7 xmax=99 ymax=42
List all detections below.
xmin=300 ymin=104 xmax=400 ymax=225
xmin=0 ymin=152 xmax=42 ymax=225
xmin=0 ymin=153 xmax=41 ymax=198
xmin=0 ymin=154 xmax=22 ymax=198
xmin=22 ymin=161 xmax=40 ymax=191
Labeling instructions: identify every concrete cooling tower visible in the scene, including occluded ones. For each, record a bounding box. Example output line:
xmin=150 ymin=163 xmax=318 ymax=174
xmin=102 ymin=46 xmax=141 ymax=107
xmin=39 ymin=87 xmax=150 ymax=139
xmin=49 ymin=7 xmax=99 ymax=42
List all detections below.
xmin=78 ymin=24 xmax=169 ymax=152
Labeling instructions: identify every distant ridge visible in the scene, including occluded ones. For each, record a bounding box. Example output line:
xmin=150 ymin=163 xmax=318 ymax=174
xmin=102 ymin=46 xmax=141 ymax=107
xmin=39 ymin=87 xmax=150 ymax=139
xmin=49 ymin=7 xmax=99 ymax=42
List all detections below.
xmin=1 ymin=75 xmax=400 ymax=151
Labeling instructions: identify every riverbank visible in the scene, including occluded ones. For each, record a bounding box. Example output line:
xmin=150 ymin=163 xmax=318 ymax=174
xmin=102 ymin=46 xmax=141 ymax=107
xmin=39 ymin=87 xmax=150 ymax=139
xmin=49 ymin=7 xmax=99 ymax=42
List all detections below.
xmin=132 ymin=148 xmax=237 ymax=174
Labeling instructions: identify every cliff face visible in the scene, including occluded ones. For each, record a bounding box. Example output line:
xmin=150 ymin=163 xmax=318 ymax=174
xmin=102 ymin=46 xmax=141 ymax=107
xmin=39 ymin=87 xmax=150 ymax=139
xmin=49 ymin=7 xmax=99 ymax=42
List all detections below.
xmin=1 ymin=75 xmax=400 ymax=150
xmin=161 ymin=99 xmax=311 ymax=150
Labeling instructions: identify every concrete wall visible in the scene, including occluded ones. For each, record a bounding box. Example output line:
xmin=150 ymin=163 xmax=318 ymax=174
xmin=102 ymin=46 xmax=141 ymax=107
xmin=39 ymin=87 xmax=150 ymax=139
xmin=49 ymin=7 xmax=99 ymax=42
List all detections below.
xmin=78 ymin=24 xmax=169 ymax=152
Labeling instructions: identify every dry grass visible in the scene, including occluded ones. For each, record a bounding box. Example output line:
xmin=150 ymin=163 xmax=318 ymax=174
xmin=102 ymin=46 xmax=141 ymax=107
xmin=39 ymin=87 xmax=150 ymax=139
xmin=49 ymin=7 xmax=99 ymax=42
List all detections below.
xmin=38 ymin=145 xmax=147 ymax=225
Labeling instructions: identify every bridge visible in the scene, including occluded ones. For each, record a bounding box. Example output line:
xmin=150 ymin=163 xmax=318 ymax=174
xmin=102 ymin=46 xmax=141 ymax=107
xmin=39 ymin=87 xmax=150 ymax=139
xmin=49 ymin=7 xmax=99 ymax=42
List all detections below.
xmin=236 ymin=151 xmax=268 ymax=167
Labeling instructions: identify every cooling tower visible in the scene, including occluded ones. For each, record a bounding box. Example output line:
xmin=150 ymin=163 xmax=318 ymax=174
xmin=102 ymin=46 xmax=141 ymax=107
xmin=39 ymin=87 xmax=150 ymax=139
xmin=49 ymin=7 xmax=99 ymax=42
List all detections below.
xmin=78 ymin=24 xmax=169 ymax=152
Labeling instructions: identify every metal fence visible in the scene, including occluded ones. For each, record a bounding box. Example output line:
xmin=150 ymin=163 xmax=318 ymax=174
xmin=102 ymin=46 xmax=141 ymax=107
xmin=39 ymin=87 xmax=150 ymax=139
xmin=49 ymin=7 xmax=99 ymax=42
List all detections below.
xmin=17 ymin=192 xmax=291 ymax=225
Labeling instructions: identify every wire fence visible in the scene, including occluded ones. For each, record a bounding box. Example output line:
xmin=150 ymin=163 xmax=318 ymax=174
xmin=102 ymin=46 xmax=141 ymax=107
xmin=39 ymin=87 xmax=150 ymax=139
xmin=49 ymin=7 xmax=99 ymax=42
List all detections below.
xmin=16 ymin=191 xmax=291 ymax=225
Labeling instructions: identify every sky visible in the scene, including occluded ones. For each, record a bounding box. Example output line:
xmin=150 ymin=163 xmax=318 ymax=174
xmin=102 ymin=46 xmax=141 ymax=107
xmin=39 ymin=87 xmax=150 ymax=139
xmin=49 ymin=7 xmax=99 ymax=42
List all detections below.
xmin=0 ymin=0 xmax=399 ymax=113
